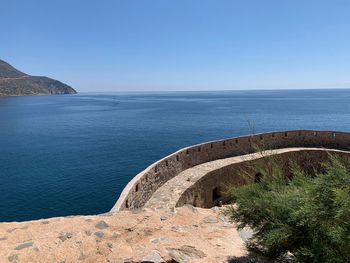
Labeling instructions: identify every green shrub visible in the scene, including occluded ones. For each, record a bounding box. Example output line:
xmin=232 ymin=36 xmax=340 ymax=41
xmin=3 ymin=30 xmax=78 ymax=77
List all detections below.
xmin=226 ymin=154 xmax=350 ymax=263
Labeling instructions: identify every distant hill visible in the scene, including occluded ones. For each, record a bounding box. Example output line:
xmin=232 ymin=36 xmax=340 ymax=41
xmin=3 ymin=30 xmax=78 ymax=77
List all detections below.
xmin=0 ymin=59 xmax=77 ymax=96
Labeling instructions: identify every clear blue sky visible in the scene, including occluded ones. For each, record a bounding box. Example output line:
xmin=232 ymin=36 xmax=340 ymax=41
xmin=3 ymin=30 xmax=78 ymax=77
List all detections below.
xmin=2 ymin=0 xmax=350 ymax=92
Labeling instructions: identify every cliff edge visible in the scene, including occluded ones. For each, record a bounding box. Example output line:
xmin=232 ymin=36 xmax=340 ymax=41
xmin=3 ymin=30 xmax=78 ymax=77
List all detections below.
xmin=0 ymin=59 xmax=77 ymax=96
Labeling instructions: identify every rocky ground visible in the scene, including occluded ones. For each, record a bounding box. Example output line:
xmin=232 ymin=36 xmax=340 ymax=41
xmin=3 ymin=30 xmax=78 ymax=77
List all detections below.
xmin=0 ymin=205 xmax=249 ymax=263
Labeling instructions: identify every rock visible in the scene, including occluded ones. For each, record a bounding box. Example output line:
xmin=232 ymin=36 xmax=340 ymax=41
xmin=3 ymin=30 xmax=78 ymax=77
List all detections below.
xmin=142 ymin=250 xmax=165 ymax=263
xmin=14 ymin=241 xmax=34 ymax=250
xmin=211 ymin=206 xmax=219 ymax=213
xmin=151 ymin=237 xmax=166 ymax=244
xmin=238 ymin=227 xmax=254 ymax=242
xmin=202 ymin=215 xmax=218 ymax=223
xmin=223 ymin=222 xmax=234 ymax=228
xmin=219 ymin=214 xmax=226 ymax=222
xmin=167 ymin=245 xmax=206 ymax=262
xmin=94 ymin=231 xmax=104 ymax=238
xmin=95 ymin=221 xmax=109 ymax=230
xmin=58 ymin=232 xmax=73 ymax=242
xmin=0 ymin=236 xmax=7 ymax=241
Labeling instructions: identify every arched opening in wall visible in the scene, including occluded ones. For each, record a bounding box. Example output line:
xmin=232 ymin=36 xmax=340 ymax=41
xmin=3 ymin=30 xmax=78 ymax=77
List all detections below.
xmin=212 ymin=187 xmax=222 ymax=206
xmin=254 ymin=172 xmax=262 ymax=183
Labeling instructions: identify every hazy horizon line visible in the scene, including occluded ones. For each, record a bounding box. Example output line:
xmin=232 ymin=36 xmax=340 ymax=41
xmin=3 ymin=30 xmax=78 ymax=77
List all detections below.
xmin=76 ymin=87 xmax=350 ymax=93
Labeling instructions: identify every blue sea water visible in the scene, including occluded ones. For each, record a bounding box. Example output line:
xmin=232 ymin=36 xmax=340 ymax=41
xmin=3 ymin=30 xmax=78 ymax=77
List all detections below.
xmin=1 ymin=89 xmax=350 ymax=222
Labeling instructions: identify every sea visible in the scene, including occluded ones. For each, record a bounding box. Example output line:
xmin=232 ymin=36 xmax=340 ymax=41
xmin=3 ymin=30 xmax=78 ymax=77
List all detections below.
xmin=1 ymin=89 xmax=350 ymax=222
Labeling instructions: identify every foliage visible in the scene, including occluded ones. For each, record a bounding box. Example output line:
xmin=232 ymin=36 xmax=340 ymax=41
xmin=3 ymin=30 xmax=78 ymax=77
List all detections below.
xmin=225 ymin=154 xmax=350 ymax=263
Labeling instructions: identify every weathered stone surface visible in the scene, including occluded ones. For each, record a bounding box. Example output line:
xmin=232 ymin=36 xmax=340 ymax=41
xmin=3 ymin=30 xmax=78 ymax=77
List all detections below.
xmin=142 ymin=250 xmax=165 ymax=263
xmin=167 ymin=245 xmax=206 ymax=262
xmin=0 ymin=207 xmax=246 ymax=262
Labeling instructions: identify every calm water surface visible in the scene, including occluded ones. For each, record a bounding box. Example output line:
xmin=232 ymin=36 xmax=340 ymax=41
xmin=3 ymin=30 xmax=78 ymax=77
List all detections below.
xmin=1 ymin=89 xmax=350 ymax=221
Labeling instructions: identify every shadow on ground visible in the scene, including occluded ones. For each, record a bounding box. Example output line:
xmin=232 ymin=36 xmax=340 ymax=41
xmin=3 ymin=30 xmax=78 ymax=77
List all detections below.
xmin=227 ymin=255 xmax=268 ymax=263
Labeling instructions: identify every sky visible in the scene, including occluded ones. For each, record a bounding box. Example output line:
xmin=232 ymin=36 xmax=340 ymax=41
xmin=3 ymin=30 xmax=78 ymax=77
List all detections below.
xmin=2 ymin=0 xmax=350 ymax=92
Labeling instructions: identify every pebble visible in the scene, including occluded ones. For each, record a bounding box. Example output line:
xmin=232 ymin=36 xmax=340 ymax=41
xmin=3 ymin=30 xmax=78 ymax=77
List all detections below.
xmin=58 ymin=232 xmax=73 ymax=242
xmin=95 ymin=221 xmax=109 ymax=229
xmin=94 ymin=231 xmax=104 ymax=238
xmin=15 ymin=242 xmax=34 ymax=250
xmin=151 ymin=236 xmax=166 ymax=244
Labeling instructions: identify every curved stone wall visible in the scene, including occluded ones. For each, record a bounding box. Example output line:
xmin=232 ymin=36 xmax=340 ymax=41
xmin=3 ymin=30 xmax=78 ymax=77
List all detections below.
xmin=175 ymin=148 xmax=350 ymax=208
xmin=111 ymin=130 xmax=350 ymax=211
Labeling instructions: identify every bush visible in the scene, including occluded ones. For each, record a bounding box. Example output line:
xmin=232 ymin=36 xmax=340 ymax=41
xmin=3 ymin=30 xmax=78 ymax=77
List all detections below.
xmin=226 ymin=154 xmax=350 ymax=263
